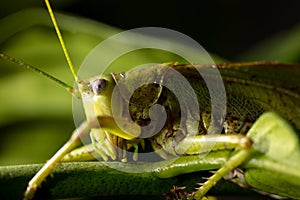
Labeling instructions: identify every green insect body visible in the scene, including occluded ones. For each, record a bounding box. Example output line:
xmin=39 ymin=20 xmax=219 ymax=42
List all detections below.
xmin=68 ymin=62 xmax=300 ymax=160
xmin=11 ymin=59 xmax=297 ymax=199
xmin=70 ymin=64 xmax=252 ymax=160
xmin=1 ymin=1 xmax=300 ymax=200
xmin=62 ymin=62 xmax=300 ymax=200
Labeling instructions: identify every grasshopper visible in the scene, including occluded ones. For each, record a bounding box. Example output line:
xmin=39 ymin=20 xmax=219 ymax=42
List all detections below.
xmin=1 ymin=0 xmax=300 ymax=199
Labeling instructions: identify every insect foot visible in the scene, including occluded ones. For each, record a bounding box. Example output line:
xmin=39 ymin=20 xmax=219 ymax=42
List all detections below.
xmin=164 ymin=185 xmax=218 ymax=200
xmin=193 ymin=148 xmax=252 ymax=199
xmin=164 ymin=186 xmax=193 ymax=200
xmin=23 ymin=186 xmax=36 ymax=200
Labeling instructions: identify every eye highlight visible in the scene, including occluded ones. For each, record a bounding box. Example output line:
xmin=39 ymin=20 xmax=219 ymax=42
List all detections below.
xmin=91 ymin=78 xmax=107 ymax=95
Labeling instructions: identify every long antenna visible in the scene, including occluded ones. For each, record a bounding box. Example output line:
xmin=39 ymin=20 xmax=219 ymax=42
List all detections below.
xmin=0 ymin=53 xmax=74 ymax=93
xmin=45 ymin=0 xmax=78 ymax=81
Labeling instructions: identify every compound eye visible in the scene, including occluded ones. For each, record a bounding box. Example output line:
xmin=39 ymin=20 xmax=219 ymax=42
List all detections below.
xmin=91 ymin=78 xmax=107 ymax=95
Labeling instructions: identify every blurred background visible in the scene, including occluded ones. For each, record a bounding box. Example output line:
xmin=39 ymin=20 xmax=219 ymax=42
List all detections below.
xmin=2 ymin=0 xmax=300 ymax=61
xmin=1 ymin=0 xmax=300 ymax=165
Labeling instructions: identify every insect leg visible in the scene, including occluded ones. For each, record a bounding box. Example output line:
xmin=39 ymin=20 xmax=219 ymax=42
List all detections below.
xmin=175 ymin=134 xmax=251 ymax=155
xmin=61 ymin=143 xmax=96 ymax=162
xmin=90 ymin=133 xmax=143 ymax=162
xmin=193 ymin=148 xmax=252 ymax=199
xmin=61 ymin=131 xmax=143 ymax=163
xmin=24 ymin=121 xmax=91 ymax=200
xmin=174 ymin=134 xmax=252 ymax=199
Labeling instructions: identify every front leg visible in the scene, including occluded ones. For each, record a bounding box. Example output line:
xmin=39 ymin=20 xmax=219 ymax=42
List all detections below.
xmin=62 ymin=116 xmax=148 ymax=162
xmin=24 ymin=121 xmax=91 ymax=200
xmin=63 ymin=129 xmax=144 ymax=162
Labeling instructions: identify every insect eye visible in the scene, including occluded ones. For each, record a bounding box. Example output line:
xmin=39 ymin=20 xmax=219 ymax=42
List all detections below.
xmin=91 ymin=78 xmax=107 ymax=95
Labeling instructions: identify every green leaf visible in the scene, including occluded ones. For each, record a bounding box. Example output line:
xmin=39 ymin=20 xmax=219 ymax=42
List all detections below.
xmin=0 ymin=161 xmax=265 ymax=200
xmin=238 ymin=25 xmax=300 ymax=62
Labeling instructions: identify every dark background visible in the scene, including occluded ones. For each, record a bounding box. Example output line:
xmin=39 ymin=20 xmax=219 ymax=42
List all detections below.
xmin=1 ymin=0 xmax=300 ymax=60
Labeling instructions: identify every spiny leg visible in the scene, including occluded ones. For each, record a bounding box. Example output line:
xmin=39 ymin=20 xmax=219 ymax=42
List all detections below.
xmin=24 ymin=121 xmax=91 ymax=200
xmin=193 ymin=148 xmax=252 ymax=199
xmin=61 ymin=143 xmax=96 ymax=162
xmin=170 ymin=134 xmax=252 ymax=200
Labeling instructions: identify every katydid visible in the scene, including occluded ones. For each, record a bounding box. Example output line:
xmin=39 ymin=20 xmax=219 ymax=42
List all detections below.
xmin=1 ymin=0 xmax=300 ymax=200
